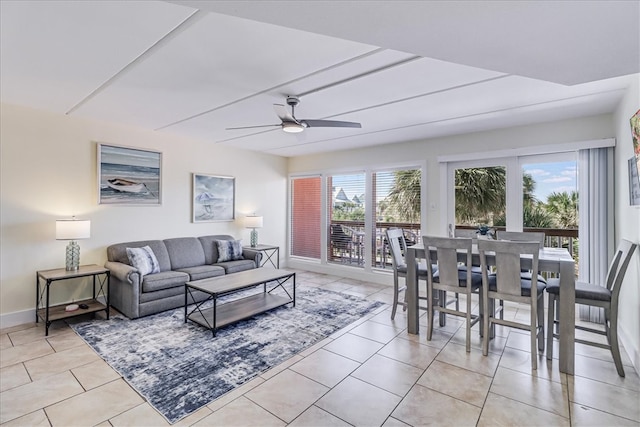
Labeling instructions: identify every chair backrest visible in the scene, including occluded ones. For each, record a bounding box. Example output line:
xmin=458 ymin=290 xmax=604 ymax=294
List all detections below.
xmin=478 ymin=239 xmax=539 ymax=297
xmin=606 ymin=239 xmax=638 ymax=296
xmin=422 ymin=236 xmax=473 ymax=287
xmin=385 ymin=228 xmax=407 ymax=269
xmin=496 ymin=231 xmax=546 ymax=249
xmin=330 ymin=224 xmax=350 ymax=248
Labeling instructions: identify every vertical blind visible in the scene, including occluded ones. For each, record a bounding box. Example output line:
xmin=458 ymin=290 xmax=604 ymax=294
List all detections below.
xmin=290 ymin=176 xmax=321 ymax=259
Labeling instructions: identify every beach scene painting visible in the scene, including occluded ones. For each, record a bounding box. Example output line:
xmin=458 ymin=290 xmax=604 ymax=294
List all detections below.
xmin=193 ymin=173 xmax=235 ymax=222
xmin=630 ymin=109 xmax=640 ymax=189
xmin=98 ymin=144 xmax=161 ymax=205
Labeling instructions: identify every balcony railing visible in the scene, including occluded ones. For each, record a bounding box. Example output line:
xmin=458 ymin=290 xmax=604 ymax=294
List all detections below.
xmin=328 ymin=221 xmax=579 ymax=270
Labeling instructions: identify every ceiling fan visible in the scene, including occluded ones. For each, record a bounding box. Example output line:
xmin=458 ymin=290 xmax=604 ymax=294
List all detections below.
xmin=226 ymin=96 xmax=362 ymax=133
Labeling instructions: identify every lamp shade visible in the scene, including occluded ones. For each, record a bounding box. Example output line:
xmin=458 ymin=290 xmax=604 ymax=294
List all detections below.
xmin=245 ymin=216 xmax=263 ymax=229
xmin=56 ymin=219 xmax=91 ymax=240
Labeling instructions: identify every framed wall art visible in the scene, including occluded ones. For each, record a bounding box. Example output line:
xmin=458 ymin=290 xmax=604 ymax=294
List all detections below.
xmin=97 ymin=143 xmax=162 ymax=205
xmin=192 ymin=173 xmax=235 ymax=222
xmin=630 ymin=109 xmax=640 ymax=191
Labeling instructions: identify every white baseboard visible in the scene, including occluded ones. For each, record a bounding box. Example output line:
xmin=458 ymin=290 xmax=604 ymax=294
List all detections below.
xmin=0 ymin=308 xmax=35 ymax=330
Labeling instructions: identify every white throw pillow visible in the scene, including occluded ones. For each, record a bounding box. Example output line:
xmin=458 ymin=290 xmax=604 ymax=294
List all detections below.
xmin=215 ymin=240 xmax=244 ymax=262
xmin=126 ymin=246 xmax=160 ymax=276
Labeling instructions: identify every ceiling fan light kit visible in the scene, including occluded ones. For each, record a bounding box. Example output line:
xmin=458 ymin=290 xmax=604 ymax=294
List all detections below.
xmin=226 ymin=96 xmax=361 ymax=134
xmin=282 ymin=122 xmax=305 ymax=133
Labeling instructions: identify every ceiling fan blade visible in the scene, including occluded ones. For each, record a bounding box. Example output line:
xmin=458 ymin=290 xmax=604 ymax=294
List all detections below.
xmin=301 ymin=119 xmax=362 ymax=129
xmin=226 ymin=124 xmax=281 ymax=130
xmin=273 ymin=104 xmax=296 ymax=123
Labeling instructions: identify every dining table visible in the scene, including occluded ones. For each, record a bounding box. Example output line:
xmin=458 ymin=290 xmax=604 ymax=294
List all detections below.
xmin=406 ymin=242 xmax=576 ymax=375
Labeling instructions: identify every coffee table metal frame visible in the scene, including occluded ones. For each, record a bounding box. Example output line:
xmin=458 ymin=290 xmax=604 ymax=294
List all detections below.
xmin=184 ymin=269 xmax=295 ymax=336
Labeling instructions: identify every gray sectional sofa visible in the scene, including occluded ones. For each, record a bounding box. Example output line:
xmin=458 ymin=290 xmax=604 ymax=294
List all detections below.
xmin=105 ymin=235 xmax=262 ymax=319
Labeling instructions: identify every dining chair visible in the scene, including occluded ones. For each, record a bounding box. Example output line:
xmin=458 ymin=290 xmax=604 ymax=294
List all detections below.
xmin=496 ymin=230 xmax=547 ymax=284
xmin=423 ymin=236 xmax=485 ymax=352
xmin=479 ymin=239 xmax=546 ymax=369
xmin=545 ymin=238 xmax=637 ymax=376
xmin=386 ymin=228 xmax=431 ymax=320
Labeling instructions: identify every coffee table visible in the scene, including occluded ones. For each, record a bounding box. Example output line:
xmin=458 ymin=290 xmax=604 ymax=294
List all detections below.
xmin=184 ymin=268 xmax=295 ymax=336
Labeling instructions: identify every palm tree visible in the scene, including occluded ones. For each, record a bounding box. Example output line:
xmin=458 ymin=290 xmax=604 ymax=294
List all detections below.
xmin=546 ymin=191 xmax=579 ymax=228
xmin=455 ymin=167 xmax=506 ymax=225
xmin=385 ymin=170 xmax=421 ymax=223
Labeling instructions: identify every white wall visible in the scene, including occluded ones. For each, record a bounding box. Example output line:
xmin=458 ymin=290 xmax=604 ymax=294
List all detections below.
xmin=0 ymin=103 xmax=288 ymax=327
xmin=613 ymin=77 xmax=640 ymax=371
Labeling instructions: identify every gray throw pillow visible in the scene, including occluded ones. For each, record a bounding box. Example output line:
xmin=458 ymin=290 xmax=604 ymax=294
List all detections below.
xmin=215 ymin=240 xmax=244 ymax=262
xmin=126 ymin=246 xmax=160 ymax=276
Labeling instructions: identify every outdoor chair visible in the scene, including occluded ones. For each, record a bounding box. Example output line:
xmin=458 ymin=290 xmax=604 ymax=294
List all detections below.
xmin=479 ymin=239 xmax=546 ymax=370
xmin=546 ymin=239 xmax=637 ymax=376
xmin=330 ymin=224 xmax=353 ymax=262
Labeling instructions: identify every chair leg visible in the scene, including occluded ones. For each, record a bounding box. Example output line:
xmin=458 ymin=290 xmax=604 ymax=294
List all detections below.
xmin=609 ymin=311 xmax=626 ymax=377
xmin=546 ymin=293 xmax=555 ymax=361
xmin=537 ymin=293 xmax=545 ymax=352
xmin=482 ymin=294 xmax=490 ymax=356
xmin=427 ymin=283 xmax=434 ymax=341
xmin=391 ymin=275 xmax=399 ymax=320
xmin=530 ymin=295 xmax=538 ymax=370
xmin=465 ymin=291 xmax=472 ymax=353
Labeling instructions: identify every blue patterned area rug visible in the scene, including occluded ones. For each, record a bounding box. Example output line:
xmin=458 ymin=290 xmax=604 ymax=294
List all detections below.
xmin=71 ymin=286 xmax=384 ymax=424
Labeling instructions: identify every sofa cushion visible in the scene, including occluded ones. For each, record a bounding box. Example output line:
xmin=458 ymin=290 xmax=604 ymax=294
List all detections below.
xmin=126 ymin=246 xmax=160 ymax=277
xmin=198 ymin=235 xmax=236 ymax=264
xmin=176 ymin=265 xmax=226 ymax=281
xmin=107 ymin=240 xmax=172 ymax=272
xmin=142 ymin=271 xmax=189 ymax=293
xmin=164 ymin=237 xmax=206 ymax=269
xmin=216 ymin=259 xmax=256 ymax=274
xmin=215 ymin=239 xmax=244 ymax=262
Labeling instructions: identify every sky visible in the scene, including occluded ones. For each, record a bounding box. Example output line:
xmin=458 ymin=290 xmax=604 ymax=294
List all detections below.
xmin=523 ymin=161 xmax=577 ymax=202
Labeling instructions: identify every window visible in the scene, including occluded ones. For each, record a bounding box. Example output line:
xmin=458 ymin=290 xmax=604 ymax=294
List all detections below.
xmin=289 ymin=165 xmax=423 ymax=271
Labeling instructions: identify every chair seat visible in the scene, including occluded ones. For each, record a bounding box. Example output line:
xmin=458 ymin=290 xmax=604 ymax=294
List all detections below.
xmin=520 ymin=271 xmax=547 ymax=284
xmin=433 ymin=268 xmax=486 ymax=288
xmin=397 ymin=263 xmax=435 ymax=278
xmin=545 ymin=279 xmax=612 ymax=301
xmin=485 ymin=274 xmax=545 ymax=296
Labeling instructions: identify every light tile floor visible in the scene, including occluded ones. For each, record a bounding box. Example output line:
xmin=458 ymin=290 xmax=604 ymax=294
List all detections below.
xmin=1 ymin=270 xmax=639 ymax=426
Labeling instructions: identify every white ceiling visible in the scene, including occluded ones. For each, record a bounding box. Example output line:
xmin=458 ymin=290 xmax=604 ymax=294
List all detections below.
xmin=1 ymin=0 xmax=638 ymax=157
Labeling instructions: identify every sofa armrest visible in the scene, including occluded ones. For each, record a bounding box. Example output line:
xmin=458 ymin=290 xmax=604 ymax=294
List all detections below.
xmin=105 ymin=261 xmax=139 ymax=284
xmin=242 ymin=249 xmax=263 ymax=268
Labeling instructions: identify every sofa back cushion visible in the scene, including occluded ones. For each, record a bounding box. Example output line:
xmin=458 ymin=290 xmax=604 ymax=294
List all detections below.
xmin=198 ymin=235 xmax=236 ymax=264
xmin=164 ymin=237 xmax=206 ymax=269
xmin=107 ymin=240 xmax=172 ymax=272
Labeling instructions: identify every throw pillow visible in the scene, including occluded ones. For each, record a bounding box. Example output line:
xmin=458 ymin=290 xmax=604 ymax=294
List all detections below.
xmin=126 ymin=246 xmax=160 ymax=276
xmin=215 ymin=239 xmax=244 ymax=262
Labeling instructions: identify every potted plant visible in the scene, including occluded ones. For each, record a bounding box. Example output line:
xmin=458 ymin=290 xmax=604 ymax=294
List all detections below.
xmin=476 ymin=224 xmax=495 ymax=239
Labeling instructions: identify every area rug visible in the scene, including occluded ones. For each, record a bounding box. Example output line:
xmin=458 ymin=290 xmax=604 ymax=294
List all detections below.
xmin=71 ymin=286 xmax=385 ymax=423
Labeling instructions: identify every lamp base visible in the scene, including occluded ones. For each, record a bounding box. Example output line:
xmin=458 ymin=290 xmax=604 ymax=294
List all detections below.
xmin=250 ymin=229 xmax=258 ymax=248
xmin=65 ymin=241 xmax=80 ymax=271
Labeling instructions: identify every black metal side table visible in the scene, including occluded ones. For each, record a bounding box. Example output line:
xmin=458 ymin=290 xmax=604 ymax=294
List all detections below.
xmin=36 ymin=264 xmax=110 ymax=336
xmin=244 ymin=244 xmax=280 ymax=268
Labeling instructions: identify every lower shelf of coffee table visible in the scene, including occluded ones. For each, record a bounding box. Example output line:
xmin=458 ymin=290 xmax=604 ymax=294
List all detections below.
xmin=188 ymin=293 xmax=292 ymax=331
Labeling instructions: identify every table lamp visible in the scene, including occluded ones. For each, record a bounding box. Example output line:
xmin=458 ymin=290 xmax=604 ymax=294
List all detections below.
xmin=245 ymin=215 xmax=263 ymax=247
xmin=56 ymin=217 xmax=91 ymax=271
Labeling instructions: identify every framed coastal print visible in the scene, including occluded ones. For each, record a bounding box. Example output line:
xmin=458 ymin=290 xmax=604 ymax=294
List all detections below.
xmin=192 ymin=173 xmax=235 ymax=222
xmin=97 ymin=143 xmax=162 ymax=205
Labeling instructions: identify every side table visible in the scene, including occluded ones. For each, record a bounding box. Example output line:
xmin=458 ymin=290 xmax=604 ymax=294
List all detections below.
xmin=245 ymin=244 xmax=280 ymax=268
xmin=36 ymin=264 xmax=110 ymax=336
